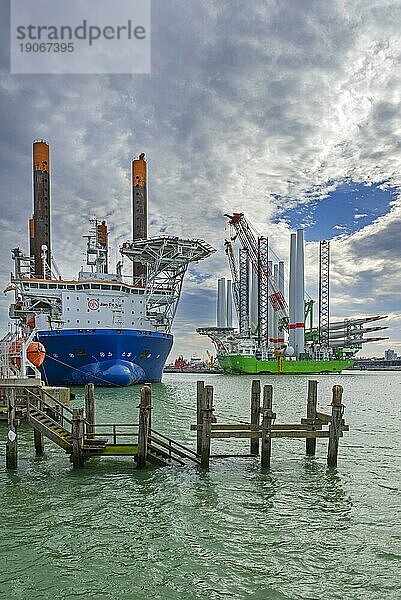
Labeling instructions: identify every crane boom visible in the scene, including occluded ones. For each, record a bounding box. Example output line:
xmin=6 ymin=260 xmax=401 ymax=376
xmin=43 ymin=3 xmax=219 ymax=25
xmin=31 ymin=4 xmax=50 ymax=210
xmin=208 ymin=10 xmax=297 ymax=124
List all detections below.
xmin=224 ymin=239 xmax=240 ymax=319
xmin=225 ymin=213 xmax=288 ymax=321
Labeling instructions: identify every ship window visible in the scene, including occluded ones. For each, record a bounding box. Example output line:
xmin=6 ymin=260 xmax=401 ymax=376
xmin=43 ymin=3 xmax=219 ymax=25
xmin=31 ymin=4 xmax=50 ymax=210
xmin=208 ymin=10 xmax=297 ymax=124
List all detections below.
xmin=112 ymin=285 xmax=120 ymax=291
xmin=76 ymin=319 xmax=80 ymax=323
xmin=102 ymin=285 xmax=111 ymax=290
xmin=76 ymin=285 xmax=83 ymax=290
xmin=39 ymin=284 xmax=48 ymax=289
xmin=49 ymin=284 xmax=57 ymax=289
xmin=91 ymin=284 xmax=100 ymax=289
xmin=67 ymin=319 xmax=70 ymax=323
xmin=66 ymin=296 xmax=70 ymax=300
xmin=76 ymin=297 xmax=79 ymax=301
xmin=83 ymin=284 xmax=90 ymax=289
xmin=67 ymin=285 xmax=74 ymax=290
xmin=67 ymin=308 xmax=70 ymax=311
xmin=58 ymin=285 xmax=66 ymax=289
xmin=30 ymin=283 xmax=38 ymax=288
xmin=97 ymin=321 xmax=100 ymax=324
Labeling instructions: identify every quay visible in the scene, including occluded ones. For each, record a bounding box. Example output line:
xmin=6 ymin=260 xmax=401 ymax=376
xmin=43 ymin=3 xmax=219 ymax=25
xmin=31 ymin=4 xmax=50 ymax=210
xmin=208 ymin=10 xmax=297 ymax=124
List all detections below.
xmin=1 ymin=377 xmax=348 ymax=472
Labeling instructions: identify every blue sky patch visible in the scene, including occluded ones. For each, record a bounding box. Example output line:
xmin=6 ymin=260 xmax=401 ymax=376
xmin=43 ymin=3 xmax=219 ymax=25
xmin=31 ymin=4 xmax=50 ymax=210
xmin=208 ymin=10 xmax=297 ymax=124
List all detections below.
xmin=275 ymin=182 xmax=398 ymax=241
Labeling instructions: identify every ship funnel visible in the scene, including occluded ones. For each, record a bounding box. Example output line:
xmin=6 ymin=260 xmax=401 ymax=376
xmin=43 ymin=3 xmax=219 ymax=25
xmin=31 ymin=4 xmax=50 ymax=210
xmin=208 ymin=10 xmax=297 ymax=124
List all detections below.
xmin=132 ymin=152 xmax=148 ymax=283
xmin=30 ymin=140 xmax=51 ymax=278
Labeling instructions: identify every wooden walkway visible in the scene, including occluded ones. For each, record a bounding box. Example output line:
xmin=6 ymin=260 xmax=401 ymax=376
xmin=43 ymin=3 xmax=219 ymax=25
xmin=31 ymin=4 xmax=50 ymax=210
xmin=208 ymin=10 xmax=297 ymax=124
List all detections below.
xmin=2 ymin=383 xmax=200 ymax=470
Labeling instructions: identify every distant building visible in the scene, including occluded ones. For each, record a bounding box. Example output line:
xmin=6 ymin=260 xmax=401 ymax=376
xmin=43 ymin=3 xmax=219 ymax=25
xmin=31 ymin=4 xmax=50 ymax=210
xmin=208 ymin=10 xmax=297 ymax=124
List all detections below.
xmin=385 ymin=349 xmax=397 ymax=361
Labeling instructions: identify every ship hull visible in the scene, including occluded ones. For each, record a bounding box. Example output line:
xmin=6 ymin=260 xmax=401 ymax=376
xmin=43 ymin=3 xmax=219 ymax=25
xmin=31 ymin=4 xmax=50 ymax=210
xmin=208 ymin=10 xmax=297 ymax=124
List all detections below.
xmin=38 ymin=329 xmax=173 ymax=387
xmin=218 ymin=355 xmax=354 ymax=374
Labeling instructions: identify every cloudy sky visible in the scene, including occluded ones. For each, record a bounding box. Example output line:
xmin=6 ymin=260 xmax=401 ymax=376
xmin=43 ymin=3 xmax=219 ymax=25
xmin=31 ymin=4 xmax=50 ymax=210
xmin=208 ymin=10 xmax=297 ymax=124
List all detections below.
xmin=1 ymin=0 xmax=401 ymax=359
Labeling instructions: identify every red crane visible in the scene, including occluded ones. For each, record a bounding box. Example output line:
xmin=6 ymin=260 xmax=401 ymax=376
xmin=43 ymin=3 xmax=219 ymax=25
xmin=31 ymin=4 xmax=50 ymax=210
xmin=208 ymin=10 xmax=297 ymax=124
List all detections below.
xmin=225 ymin=213 xmax=288 ymax=329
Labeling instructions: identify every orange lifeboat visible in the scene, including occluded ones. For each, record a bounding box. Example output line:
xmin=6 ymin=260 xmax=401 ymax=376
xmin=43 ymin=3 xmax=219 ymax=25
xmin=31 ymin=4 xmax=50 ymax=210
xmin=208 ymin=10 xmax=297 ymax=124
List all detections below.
xmin=27 ymin=342 xmax=46 ymax=367
xmin=9 ymin=340 xmax=46 ymax=368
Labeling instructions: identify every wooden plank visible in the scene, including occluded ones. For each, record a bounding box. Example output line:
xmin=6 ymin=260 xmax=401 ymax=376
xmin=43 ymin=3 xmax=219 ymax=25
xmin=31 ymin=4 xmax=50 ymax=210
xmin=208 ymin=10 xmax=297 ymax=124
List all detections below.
xmin=316 ymin=411 xmax=331 ymax=423
xmin=102 ymin=444 xmax=138 ymax=456
xmin=272 ymin=430 xmax=331 ymax=439
xmin=193 ymin=422 xmax=319 ymax=432
xmin=211 ymin=430 xmax=332 ymax=439
xmin=0 ymin=378 xmax=42 ymax=388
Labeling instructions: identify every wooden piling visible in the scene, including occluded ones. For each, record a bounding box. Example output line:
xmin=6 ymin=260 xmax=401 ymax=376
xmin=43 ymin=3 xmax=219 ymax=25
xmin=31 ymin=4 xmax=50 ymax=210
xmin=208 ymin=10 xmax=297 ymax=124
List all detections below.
xmin=71 ymin=408 xmax=85 ymax=469
xmin=250 ymin=380 xmax=261 ymax=456
xmin=261 ymin=385 xmax=274 ymax=469
xmin=306 ymin=380 xmax=318 ymax=456
xmin=327 ymin=385 xmax=344 ymax=468
xmin=196 ymin=380 xmax=205 ymax=456
xmin=200 ymin=385 xmax=213 ymax=468
xmin=6 ymin=388 xmax=17 ymax=469
xmin=85 ymin=383 xmax=95 ymax=439
xmin=34 ymin=430 xmax=44 ymax=456
xmin=137 ymin=384 xmax=152 ymax=469
xmin=145 ymin=383 xmax=152 ymax=433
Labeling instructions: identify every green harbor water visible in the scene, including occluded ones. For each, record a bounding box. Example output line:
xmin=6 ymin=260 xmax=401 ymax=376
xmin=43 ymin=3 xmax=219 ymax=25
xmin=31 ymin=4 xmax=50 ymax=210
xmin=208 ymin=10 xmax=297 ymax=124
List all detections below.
xmin=1 ymin=372 xmax=401 ymax=599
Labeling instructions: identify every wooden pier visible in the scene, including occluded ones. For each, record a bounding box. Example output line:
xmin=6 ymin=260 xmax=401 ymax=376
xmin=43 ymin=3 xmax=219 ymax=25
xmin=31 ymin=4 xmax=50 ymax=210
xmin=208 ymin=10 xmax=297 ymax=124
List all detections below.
xmin=2 ymin=381 xmax=199 ymax=470
xmin=2 ymin=379 xmax=348 ymax=472
xmin=192 ymin=379 xmax=348 ymax=469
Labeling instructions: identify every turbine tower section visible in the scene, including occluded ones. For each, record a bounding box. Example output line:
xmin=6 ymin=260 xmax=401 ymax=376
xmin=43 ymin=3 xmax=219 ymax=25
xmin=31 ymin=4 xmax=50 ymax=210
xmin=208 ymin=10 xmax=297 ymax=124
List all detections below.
xmin=319 ymin=240 xmax=330 ymax=348
xmin=288 ymin=233 xmax=297 ymax=349
xmin=239 ymin=248 xmax=250 ymax=335
xmin=217 ymin=278 xmax=227 ymax=327
xmin=257 ymin=236 xmax=269 ymax=347
xmin=132 ymin=152 xmax=148 ymax=284
xmin=30 ymin=140 xmax=51 ymax=278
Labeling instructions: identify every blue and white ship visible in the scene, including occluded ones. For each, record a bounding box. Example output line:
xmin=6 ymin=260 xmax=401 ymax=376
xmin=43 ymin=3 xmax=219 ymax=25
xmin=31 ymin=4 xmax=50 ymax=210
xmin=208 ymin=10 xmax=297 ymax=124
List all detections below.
xmin=6 ymin=142 xmax=214 ymax=387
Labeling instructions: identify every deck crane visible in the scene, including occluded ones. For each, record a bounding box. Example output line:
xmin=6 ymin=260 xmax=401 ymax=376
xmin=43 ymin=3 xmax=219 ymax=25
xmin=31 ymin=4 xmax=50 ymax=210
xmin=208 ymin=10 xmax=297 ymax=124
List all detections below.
xmin=225 ymin=213 xmax=289 ymax=335
xmin=224 ymin=239 xmax=240 ymax=319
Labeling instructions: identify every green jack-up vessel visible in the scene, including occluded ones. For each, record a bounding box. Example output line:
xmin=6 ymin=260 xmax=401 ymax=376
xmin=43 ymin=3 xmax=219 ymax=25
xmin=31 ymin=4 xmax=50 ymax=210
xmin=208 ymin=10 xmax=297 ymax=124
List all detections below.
xmin=197 ymin=213 xmax=388 ymax=375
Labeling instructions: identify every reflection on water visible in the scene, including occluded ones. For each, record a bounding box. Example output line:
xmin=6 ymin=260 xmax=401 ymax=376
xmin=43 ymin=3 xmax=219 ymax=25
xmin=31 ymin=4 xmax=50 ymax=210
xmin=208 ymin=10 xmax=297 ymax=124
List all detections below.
xmin=0 ymin=372 xmax=401 ymax=599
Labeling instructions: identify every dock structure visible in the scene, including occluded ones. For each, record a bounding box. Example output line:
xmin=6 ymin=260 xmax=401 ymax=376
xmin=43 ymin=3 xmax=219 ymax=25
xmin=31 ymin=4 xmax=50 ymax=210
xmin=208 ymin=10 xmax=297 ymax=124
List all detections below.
xmin=192 ymin=379 xmax=349 ymax=469
xmin=2 ymin=381 xmax=200 ymax=470
xmin=2 ymin=377 xmax=348 ymax=472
